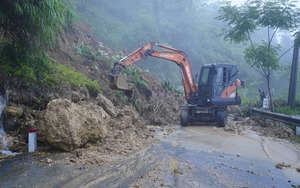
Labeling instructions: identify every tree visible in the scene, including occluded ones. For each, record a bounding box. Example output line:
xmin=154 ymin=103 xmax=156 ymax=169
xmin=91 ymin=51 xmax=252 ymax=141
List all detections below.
xmin=288 ymin=31 xmax=300 ymax=108
xmin=217 ymin=0 xmax=300 ymax=111
xmin=0 ymin=0 xmax=75 ymax=65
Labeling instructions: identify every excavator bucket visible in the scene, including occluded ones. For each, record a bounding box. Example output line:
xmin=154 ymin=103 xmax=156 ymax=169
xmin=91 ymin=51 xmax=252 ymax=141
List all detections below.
xmin=110 ymin=74 xmax=133 ymax=91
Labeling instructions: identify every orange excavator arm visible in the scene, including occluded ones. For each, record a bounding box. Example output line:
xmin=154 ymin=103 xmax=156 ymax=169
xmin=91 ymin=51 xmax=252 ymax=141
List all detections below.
xmin=111 ymin=42 xmax=197 ymax=100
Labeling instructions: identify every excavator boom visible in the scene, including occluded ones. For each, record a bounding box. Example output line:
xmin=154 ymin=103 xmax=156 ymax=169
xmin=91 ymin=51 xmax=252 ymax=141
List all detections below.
xmin=111 ymin=42 xmax=196 ymax=100
xmin=110 ymin=41 xmax=244 ymax=127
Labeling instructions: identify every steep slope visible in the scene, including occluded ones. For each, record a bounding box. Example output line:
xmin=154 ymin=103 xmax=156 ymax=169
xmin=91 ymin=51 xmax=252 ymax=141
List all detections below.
xmin=49 ymin=21 xmax=184 ymax=125
xmin=1 ymin=21 xmax=184 ymax=157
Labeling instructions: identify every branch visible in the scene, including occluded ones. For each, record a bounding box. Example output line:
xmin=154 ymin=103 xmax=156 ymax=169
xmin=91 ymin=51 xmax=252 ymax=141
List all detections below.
xmin=247 ymin=30 xmax=258 ymax=56
xmin=278 ymin=45 xmax=294 ymax=61
xmin=250 ymin=64 xmax=265 ymax=77
xmin=261 ymin=65 xmax=269 ymax=78
xmin=269 ymin=27 xmax=278 ymax=45
xmin=268 ymin=26 xmax=270 ymax=42
xmin=247 ymin=30 xmax=254 ymax=48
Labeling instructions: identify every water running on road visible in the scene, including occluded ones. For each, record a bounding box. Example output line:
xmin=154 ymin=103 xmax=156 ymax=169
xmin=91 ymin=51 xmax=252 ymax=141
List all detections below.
xmin=0 ymin=94 xmax=10 ymax=155
xmin=163 ymin=126 xmax=300 ymax=186
xmin=0 ymin=125 xmax=299 ymax=187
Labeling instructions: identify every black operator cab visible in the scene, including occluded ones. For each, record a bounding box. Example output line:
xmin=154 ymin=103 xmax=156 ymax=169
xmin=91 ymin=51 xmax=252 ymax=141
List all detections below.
xmin=196 ymin=64 xmax=241 ymax=106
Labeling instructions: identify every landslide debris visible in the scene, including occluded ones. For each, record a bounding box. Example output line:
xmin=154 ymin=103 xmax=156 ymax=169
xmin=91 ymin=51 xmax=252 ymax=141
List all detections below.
xmin=225 ymin=112 xmax=296 ymax=140
xmin=38 ymin=96 xmax=152 ymax=153
xmin=1 ymin=21 xmax=183 ymax=162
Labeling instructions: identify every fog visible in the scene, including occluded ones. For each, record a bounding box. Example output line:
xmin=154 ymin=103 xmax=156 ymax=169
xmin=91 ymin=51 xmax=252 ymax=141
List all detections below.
xmin=77 ymin=0 xmax=299 ymax=101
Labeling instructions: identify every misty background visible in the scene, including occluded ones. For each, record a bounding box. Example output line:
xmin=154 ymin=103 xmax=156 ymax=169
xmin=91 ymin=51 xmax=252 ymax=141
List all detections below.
xmin=75 ymin=0 xmax=299 ymax=102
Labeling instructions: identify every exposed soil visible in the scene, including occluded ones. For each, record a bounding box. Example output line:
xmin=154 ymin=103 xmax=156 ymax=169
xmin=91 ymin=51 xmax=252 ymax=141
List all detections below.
xmin=0 ymin=21 xmax=183 ymax=162
xmin=1 ymin=123 xmax=300 ymax=188
xmin=0 ymin=21 xmax=300 ymax=187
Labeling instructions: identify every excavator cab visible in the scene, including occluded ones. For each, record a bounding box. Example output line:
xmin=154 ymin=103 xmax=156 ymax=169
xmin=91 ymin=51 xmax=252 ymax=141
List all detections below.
xmin=182 ymin=64 xmax=243 ymax=127
xmin=195 ymin=64 xmax=241 ymax=106
xmin=109 ymin=42 xmax=244 ymax=127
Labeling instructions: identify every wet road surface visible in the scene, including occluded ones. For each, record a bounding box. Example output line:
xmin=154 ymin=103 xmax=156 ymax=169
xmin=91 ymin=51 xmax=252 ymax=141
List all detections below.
xmin=0 ymin=125 xmax=300 ymax=187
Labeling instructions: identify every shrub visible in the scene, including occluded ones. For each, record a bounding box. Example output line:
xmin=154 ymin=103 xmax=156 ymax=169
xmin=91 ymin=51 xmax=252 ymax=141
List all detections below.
xmin=124 ymin=67 xmax=147 ymax=87
xmin=163 ymin=79 xmax=183 ymax=95
xmin=75 ymin=43 xmax=103 ymax=62
xmin=114 ymin=90 xmax=129 ymax=103
xmin=0 ymin=52 xmax=100 ymax=92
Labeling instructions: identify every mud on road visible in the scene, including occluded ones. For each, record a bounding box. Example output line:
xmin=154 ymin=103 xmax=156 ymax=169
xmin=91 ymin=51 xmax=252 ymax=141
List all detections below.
xmin=1 ymin=125 xmax=300 ymax=188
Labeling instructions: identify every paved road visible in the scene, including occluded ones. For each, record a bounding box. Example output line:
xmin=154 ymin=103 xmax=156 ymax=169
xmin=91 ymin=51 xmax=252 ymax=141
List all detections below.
xmin=1 ymin=125 xmax=300 ymax=187
xmin=150 ymin=126 xmax=300 ymax=187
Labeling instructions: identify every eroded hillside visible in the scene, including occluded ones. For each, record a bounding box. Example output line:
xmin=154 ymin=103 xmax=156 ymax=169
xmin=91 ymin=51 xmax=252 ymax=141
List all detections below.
xmin=1 ymin=21 xmax=185 ymax=160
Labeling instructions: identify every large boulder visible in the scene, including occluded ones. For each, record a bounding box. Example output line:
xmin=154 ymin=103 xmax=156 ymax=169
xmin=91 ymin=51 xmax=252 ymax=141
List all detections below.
xmin=96 ymin=94 xmax=117 ymax=117
xmin=38 ymin=98 xmax=110 ymax=151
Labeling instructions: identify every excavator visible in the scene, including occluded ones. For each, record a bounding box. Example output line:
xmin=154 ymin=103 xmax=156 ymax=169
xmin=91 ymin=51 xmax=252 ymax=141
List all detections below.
xmin=110 ymin=42 xmax=244 ymax=127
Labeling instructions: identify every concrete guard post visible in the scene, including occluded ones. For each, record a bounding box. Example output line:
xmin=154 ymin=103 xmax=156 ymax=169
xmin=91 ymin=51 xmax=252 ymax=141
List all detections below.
xmin=263 ymin=98 xmax=269 ymax=109
xmin=297 ymin=126 xmax=300 ymax=136
xmin=28 ymin=127 xmax=37 ymax=152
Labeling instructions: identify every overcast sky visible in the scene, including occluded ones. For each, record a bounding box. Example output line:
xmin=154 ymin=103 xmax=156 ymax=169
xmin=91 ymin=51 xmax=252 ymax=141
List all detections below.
xmin=228 ymin=0 xmax=300 ymax=6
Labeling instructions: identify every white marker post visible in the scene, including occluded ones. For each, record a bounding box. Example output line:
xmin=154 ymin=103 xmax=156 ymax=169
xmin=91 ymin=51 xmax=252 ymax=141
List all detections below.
xmin=296 ymin=126 xmax=300 ymax=136
xmin=263 ymin=98 xmax=269 ymax=109
xmin=28 ymin=128 xmax=37 ymax=152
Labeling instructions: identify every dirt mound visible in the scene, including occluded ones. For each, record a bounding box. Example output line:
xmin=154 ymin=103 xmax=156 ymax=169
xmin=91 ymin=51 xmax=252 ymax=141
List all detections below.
xmin=48 ymin=22 xmax=183 ymax=126
xmin=249 ymin=116 xmax=295 ymax=139
xmin=35 ymin=96 xmax=154 ymax=164
xmin=128 ymin=71 xmax=185 ymax=125
xmin=1 ymin=21 xmax=182 ymax=162
xmin=225 ymin=113 xmax=296 ymax=140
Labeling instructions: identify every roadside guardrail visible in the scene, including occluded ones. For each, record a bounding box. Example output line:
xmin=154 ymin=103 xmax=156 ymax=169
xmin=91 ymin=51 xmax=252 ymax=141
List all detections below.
xmin=251 ymin=108 xmax=300 ymax=127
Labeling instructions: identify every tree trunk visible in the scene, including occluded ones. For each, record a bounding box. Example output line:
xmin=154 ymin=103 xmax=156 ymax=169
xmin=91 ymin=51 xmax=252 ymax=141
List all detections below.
xmin=288 ymin=41 xmax=299 ymax=109
xmin=266 ymin=76 xmax=274 ymax=112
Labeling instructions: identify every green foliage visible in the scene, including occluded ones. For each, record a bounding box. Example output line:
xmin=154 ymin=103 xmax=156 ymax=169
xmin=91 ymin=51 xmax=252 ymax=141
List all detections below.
xmin=124 ymin=67 xmax=147 ymax=87
xmin=75 ymin=43 xmax=103 ymax=62
xmin=0 ymin=0 xmax=77 ymax=89
xmin=238 ymin=78 xmax=265 ymax=103
xmin=108 ymin=52 xmax=124 ymax=66
xmin=217 ymin=1 xmax=258 ymax=43
xmin=273 ymin=98 xmax=300 ymax=115
xmin=133 ymin=99 xmax=142 ymax=111
xmin=0 ymin=0 xmax=76 ymax=53
xmin=163 ymin=79 xmax=175 ymax=92
xmin=238 ymin=90 xmax=251 ymax=104
xmin=244 ymin=42 xmax=280 ymax=70
xmin=163 ymin=79 xmax=184 ymax=95
xmin=50 ymin=64 xmax=100 ymax=91
xmin=295 ymin=31 xmax=300 ymax=44
xmin=114 ymin=90 xmax=129 ymax=103
xmin=79 ymin=0 xmax=251 ymax=86
xmin=218 ymin=0 xmax=300 ymax=44
xmin=238 ymin=102 xmax=256 ymax=117
xmin=275 ymin=106 xmax=300 ymax=115
xmin=217 ymin=0 xmax=300 ymax=69
xmin=217 ymin=0 xmax=300 ymax=111
xmin=0 ymin=51 xmax=51 ymax=84
xmin=0 ymin=53 xmax=100 ymax=92
xmin=258 ymin=0 xmax=300 ymax=30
